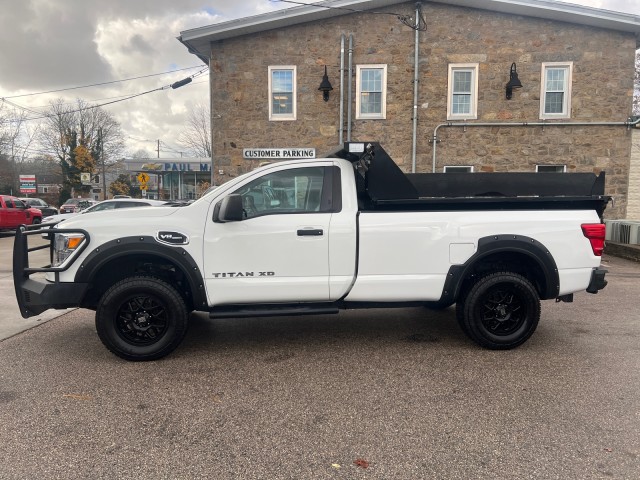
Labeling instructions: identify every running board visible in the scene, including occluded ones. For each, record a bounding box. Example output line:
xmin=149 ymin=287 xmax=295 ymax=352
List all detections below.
xmin=209 ymin=303 xmax=340 ymax=319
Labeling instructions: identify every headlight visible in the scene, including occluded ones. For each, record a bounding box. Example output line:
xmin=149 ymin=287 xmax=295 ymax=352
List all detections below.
xmin=53 ymin=233 xmax=86 ymax=267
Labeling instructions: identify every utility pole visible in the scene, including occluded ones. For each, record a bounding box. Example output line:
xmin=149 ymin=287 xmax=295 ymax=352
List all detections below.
xmin=99 ymin=127 xmax=107 ymax=200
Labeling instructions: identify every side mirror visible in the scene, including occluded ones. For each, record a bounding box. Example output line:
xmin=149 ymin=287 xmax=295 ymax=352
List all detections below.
xmin=214 ymin=194 xmax=244 ymax=223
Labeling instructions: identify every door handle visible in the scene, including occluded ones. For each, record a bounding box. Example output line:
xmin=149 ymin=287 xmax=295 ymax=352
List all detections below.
xmin=297 ymin=228 xmax=324 ymax=236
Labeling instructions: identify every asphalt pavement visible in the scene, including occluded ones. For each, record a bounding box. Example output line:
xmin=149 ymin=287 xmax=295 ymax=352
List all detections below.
xmin=1 ymin=233 xmax=639 ymax=479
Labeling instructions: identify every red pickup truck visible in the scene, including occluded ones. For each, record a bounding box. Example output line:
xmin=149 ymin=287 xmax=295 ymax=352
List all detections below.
xmin=0 ymin=195 xmax=43 ymax=231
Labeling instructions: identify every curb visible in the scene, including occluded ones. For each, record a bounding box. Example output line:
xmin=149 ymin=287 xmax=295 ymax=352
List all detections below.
xmin=604 ymin=241 xmax=640 ymax=263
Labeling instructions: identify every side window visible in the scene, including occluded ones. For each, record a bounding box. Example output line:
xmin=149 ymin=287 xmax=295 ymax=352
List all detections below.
xmin=268 ymin=66 xmax=296 ymax=121
xmin=536 ymin=165 xmax=566 ymax=173
xmin=13 ymin=199 xmax=26 ymax=208
xmin=356 ymin=64 xmax=387 ymax=120
xmin=444 ymin=166 xmax=474 ymax=172
xmin=4 ymin=197 xmax=15 ymax=208
xmin=540 ymin=62 xmax=572 ymax=119
xmin=447 ymin=63 xmax=478 ymax=120
xmin=235 ymin=167 xmax=327 ymax=219
xmin=116 ymin=202 xmax=146 ymax=208
xmin=91 ymin=202 xmax=116 ymax=212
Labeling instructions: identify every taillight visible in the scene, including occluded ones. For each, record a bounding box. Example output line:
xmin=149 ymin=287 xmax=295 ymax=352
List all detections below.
xmin=581 ymin=223 xmax=605 ymax=256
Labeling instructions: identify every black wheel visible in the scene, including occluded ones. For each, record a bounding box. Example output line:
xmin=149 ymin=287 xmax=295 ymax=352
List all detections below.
xmin=95 ymin=276 xmax=189 ymax=361
xmin=32 ymin=217 xmax=41 ymax=225
xmin=460 ymin=272 xmax=540 ymax=350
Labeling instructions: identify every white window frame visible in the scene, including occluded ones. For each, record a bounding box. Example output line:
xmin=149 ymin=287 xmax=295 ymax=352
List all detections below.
xmin=268 ymin=66 xmax=297 ymax=121
xmin=536 ymin=165 xmax=567 ymax=173
xmin=447 ymin=63 xmax=479 ymax=120
xmin=356 ymin=64 xmax=387 ymax=120
xmin=540 ymin=62 xmax=573 ymax=120
xmin=443 ymin=166 xmax=474 ymax=172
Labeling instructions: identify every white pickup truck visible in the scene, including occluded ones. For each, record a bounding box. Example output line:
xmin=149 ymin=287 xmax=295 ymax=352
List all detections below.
xmin=14 ymin=143 xmax=609 ymax=361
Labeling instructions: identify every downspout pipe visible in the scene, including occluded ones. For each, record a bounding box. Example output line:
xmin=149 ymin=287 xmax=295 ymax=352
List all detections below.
xmin=347 ymin=34 xmax=353 ymax=142
xmin=339 ymin=34 xmax=345 ymax=145
xmin=431 ymin=117 xmax=640 ymax=173
xmin=411 ymin=2 xmax=421 ymax=173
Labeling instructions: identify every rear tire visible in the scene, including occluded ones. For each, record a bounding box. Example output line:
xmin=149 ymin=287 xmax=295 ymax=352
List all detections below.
xmin=460 ymin=272 xmax=540 ymax=350
xmin=96 ymin=276 xmax=189 ymax=361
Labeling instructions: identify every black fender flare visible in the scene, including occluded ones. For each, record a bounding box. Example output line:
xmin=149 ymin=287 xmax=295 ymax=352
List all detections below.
xmin=74 ymin=235 xmax=207 ymax=310
xmin=439 ymin=234 xmax=559 ymax=304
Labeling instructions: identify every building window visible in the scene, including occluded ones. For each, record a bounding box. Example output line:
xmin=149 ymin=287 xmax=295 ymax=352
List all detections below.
xmin=356 ymin=65 xmax=387 ymax=119
xmin=444 ymin=166 xmax=474 ymax=172
xmin=268 ymin=66 xmax=296 ymax=121
xmin=536 ymin=165 xmax=566 ymax=173
xmin=540 ymin=62 xmax=572 ymax=119
xmin=447 ymin=64 xmax=478 ymax=120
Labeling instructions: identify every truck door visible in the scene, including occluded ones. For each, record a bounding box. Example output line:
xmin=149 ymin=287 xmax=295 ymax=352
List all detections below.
xmin=203 ymin=164 xmax=336 ymax=305
xmin=3 ymin=197 xmax=19 ymax=227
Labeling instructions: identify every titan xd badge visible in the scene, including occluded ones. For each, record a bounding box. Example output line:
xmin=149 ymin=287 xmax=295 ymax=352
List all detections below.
xmin=212 ymin=272 xmax=275 ymax=278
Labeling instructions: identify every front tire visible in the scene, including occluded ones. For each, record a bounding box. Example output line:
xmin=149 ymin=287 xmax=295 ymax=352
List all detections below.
xmin=459 ymin=272 xmax=540 ymax=350
xmin=96 ymin=276 xmax=189 ymax=361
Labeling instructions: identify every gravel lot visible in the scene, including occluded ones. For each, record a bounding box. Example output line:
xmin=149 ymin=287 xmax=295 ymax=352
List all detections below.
xmin=0 ymin=254 xmax=639 ymax=479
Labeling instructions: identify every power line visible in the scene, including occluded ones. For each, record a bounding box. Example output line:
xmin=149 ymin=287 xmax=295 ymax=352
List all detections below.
xmin=269 ymin=0 xmax=427 ymax=30
xmin=2 ymin=65 xmax=206 ymax=99
xmin=1 ymin=68 xmax=208 ymax=123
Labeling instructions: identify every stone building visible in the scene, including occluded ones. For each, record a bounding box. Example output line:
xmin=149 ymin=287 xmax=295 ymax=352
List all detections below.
xmin=628 ymin=128 xmax=640 ymax=219
xmin=179 ymin=0 xmax=640 ymax=217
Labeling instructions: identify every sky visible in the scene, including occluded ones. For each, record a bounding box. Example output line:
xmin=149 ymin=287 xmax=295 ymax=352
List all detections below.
xmin=0 ymin=0 xmax=637 ymax=158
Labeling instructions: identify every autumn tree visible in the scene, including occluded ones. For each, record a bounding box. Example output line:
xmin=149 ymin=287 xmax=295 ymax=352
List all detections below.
xmin=38 ymin=98 xmax=124 ymax=202
xmin=109 ymin=174 xmax=133 ymax=197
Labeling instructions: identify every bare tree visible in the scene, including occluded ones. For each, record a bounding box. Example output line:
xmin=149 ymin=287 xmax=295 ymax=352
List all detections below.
xmin=178 ymin=103 xmax=211 ymax=157
xmin=0 ymin=106 xmax=40 ymax=193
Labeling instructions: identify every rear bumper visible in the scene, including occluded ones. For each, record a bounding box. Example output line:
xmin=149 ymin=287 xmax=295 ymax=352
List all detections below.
xmin=586 ymin=267 xmax=608 ymax=294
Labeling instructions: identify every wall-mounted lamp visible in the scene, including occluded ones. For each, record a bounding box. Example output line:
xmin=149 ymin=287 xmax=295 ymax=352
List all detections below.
xmin=318 ymin=65 xmax=333 ymax=102
xmin=505 ymin=62 xmax=523 ymax=100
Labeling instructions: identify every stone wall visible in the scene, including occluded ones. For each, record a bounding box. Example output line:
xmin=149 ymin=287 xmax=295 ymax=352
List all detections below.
xmin=627 ymin=128 xmax=640 ymax=220
xmin=209 ymin=1 xmax=637 ymax=217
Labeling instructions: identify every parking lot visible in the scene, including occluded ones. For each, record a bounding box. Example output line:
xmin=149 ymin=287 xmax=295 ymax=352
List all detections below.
xmin=1 ymin=233 xmax=639 ymax=479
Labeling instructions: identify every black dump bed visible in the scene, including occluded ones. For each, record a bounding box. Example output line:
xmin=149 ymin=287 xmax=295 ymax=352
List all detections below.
xmin=329 ymin=142 xmax=610 ymax=216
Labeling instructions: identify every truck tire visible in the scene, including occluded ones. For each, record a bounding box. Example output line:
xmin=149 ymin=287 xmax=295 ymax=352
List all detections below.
xmin=95 ymin=276 xmax=189 ymax=361
xmin=459 ymin=272 xmax=540 ymax=350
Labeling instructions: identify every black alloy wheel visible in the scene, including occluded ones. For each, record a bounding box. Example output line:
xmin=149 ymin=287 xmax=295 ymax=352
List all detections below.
xmin=96 ymin=276 xmax=189 ymax=361
xmin=459 ymin=272 xmax=540 ymax=350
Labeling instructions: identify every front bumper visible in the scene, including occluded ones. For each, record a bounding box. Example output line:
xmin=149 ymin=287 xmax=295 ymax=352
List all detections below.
xmin=13 ymin=226 xmax=89 ymax=318
xmin=586 ymin=267 xmax=608 ymax=294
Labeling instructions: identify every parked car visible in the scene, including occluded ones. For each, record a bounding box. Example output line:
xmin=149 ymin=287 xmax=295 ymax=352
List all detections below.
xmin=19 ymin=197 xmax=58 ymax=217
xmin=43 ymin=198 xmax=169 ymax=224
xmin=0 ymin=195 xmax=43 ymax=231
xmin=59 ymin=198 xmax=97 ymax=214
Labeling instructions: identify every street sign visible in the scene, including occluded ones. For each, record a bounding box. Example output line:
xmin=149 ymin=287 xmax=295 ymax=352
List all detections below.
xmin=81 ymin=173 xmax=91 ymax=185
xmin=139 ymin=184 xmax=148 ymax=190
xmin=19 ymin=175 xmax=36 ymax=194
xmin=137 ymin=172 xmax=150 ymax=184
